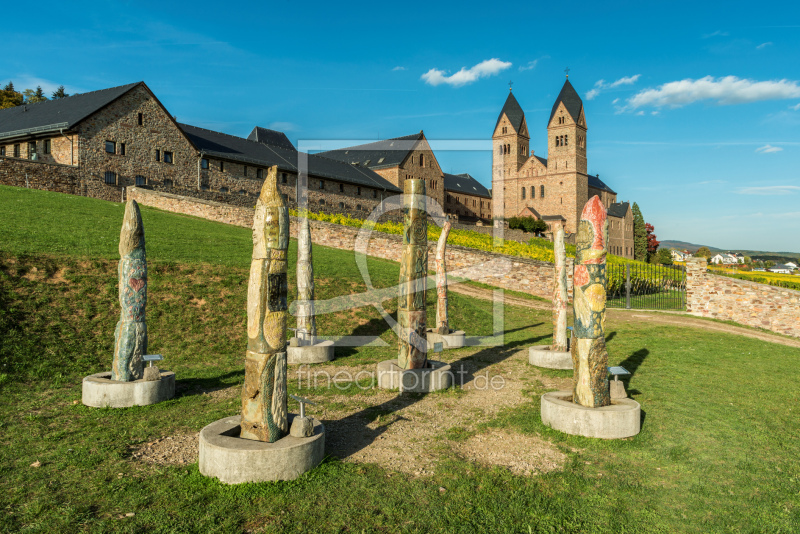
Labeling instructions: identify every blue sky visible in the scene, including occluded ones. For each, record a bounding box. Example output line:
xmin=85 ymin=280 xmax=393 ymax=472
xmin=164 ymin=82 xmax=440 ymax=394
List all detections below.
xmin=3 ymin=0 xmax=800 ymax=252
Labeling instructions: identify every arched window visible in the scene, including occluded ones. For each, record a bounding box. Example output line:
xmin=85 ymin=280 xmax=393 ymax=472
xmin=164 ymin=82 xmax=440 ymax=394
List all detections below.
xmin=135 ymin=175 xmax=146 ymax=186
xmin=555 ymin=137 xmax=560 ymax=147
xmin=564 ymin=135 xmax=568 ymax=146
xmin=531 ymin=186 xmax=535 ymax=199
xmin=419 ymin=153 xmax=424 ymax=167
xmin=338 ymin=202 xmax=345 ymax=209
xmin=521 ymin=187 xmax=526 ymax=199
xmin=540 ymin=185 xmax=545 ymax=198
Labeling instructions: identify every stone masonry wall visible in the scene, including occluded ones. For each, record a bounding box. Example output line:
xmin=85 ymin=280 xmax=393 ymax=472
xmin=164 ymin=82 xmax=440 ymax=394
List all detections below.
xmin=77 ymin=84 xmax=197 ymax=202
xmin=128 ymin=187 xmax=572 ymax=299
xmin=0 ymin=156 xmax=80 ymax=195
xmin=686 ymin=257 xmax=800 ymax=339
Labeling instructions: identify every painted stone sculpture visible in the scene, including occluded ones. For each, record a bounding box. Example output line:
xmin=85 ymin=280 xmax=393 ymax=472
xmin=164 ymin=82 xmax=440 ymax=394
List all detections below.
xmin=434 ymin=216 xmax=452 ymax=335
xmin=397 ymin=179 xmax=428 ymax=370
xmin=295 ymin=214 xmax=316 ymax=343
xmin=552 ymin=222 xmax=568 ymax=353
xmin=241 ymin=167 xmax=289 ymax=442
xmin=572 ymin=195 xmax=610 ymax=408
xmin=111 ymin=200 xmax=147 ymax=382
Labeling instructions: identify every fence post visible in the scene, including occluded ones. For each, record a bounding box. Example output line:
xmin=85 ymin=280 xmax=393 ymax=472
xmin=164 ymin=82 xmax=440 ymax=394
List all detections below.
xmin=625 ymin=263 xmax=631 ymax=309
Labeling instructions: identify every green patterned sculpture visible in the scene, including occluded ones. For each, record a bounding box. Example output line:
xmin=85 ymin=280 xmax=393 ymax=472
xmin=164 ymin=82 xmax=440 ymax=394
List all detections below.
xmin=111 ymin=200 xmax=147 ymax=382
xmin=397 ymin=179 xmax=428 ymax=370
xmin=572 ymin=195 xmax=610 ymax=408
xmin=241 ymin=167 xmax=289 ymax=442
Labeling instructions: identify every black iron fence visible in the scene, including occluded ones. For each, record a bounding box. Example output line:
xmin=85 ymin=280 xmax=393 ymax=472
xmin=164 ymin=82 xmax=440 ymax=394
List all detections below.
xmin=606 ymin=262 xmax=686 ymax=311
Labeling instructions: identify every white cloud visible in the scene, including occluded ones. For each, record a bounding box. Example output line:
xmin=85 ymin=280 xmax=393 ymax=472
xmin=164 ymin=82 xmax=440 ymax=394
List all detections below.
xmin=755 ymin=144 xmax=783 ymax=153
xmin=392 ymin=66 xmax=406 ymax=71
xmin=651 ymin=111 xmax=659 ymax=115
xmin=268 ymin=121 xmax=297 ymax=132
xmin=756 ymin=42 xmax=773 ymax=50
xmin=625 ymin=76 xmax=800 ymax=110
xmin=703 ymin=30 xmax=729 ymax=38
xmin=774 ymin=211 xmax=800 ymax=218
xmin=421 ymin=58 xmax=512 ymax=87
xmin=612 ymin=98 xmax=620 ymax=105
xmin=585 ymin=74 xmax=640 ymax=100
xmin=791 ymin=103 xmax=800 ymax=110
xmin=636 ymin=110 xmax=645 ymax=116
xmin=736 ymin=185 xmax=799 ymax=195
xmin=518 ymin=60 xmax=538 ymax=72
xmin=1 ymin=75 xmax=83 ymax=96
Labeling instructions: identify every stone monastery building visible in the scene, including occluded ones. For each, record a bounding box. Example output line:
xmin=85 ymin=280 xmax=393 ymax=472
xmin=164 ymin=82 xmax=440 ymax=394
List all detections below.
xmin=0 ymin=78 xmax=632 ymax=257
xmin=492 ymin=78 xmax=634 ymax=258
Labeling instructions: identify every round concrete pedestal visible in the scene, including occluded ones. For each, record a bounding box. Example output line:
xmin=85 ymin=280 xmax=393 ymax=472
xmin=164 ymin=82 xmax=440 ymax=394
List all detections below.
xmin=376 ymin=359 xmax=453 ymax=392
xmin=528 ymin=346 xmax=572 ymax=370
xmin=426 ymin=329 xmax=466 ymax=349
xmin=287 ymin=339 xmax=335 ymax=364
xmin=540 ymin=391 xmax=641 ymax=439
xmin=82 ymin=371 xmax=175 ymax=408
xmin=199 ymin=415 xmax=325 ymax=484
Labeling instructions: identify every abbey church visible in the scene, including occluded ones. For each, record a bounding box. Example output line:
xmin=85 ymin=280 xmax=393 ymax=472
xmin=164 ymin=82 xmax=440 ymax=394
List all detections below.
xmin=492 ymin=78 xmax=634 ymax=258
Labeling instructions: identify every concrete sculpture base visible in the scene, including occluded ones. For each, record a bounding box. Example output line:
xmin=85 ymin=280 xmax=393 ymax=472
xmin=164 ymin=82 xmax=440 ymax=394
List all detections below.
xmin=528 ymin=346 xmax=572 ymax=370
xmin=199 ymin=415 xmax=325 ymax=484
xmin=287 ymin=339 xmax=335 ymax=364
xmin=540 ymin=391 xmax=641 ymax=439
xmin=376 ymin=359 xmax=453 ymax=392
xmin=82 ymin=371 xmax=175 ymax=408
xmin=426 ymin=329 xmax=466 ymax=349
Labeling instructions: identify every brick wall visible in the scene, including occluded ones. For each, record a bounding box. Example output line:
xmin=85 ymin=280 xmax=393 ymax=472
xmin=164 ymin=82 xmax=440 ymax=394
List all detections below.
xmin=0 ymin=156 xmax=80 ymax=195
xmin=127 ymin=187 xmax=572 ymax=299
xmin=686 ymin=258 xmax=800 ymax=338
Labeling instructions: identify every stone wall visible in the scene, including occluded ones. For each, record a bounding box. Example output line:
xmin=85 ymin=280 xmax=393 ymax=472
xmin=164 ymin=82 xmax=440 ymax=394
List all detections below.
xmin=686 ymin=258 xmax=800 ymax=338
xmin=77 ymin=84 xmax=198 ymax=202
xmin=0 ymin=156 xmax=80 ymax=195
xmin=128 ymin=187 xmax=571 ymax=299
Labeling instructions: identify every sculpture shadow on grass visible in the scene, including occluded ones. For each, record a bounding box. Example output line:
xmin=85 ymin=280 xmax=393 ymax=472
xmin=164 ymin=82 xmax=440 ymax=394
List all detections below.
xmin=324 ymin=330 xmax=549 ymax=460
xmin=174 ymin=369 xmax=244 ymax=398
xmin=332 ymin=315 xmax=396 ymax=359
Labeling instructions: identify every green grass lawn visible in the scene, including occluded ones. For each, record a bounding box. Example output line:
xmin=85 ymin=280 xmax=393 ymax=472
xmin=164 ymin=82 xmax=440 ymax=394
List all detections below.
xmin=1 ymin=185 xmax=799 ymax=533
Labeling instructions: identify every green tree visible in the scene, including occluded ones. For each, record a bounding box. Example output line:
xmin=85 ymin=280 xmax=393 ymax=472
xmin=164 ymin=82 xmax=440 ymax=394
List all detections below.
xmin=656 ymin=248 xmax=673 ymax=265
xmin=51 ymin=85 xmax=69 ymax=99
xmin=0 ymin=85 xmax=23 ymax=109
xmin=22 ymin=86 xmax=48 ymax=104
xmin=632 ymin=202 xmax=646 ymax=261
xmin=696 ymin=246 xmax=712 ymax=259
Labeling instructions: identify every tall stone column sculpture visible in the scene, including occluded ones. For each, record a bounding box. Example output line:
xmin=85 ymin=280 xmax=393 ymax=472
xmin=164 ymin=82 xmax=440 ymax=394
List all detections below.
xmin=241 ymin=167 xmax=289 ymax=442
xmin=111 ymin=200 xmax=147 ymax=382
xmin=397 ymin=179 xmax=428 ymax=370
xmin=572 ymin=195 xmax=610 ymax=408
xmin=434 ymin=216 xmax=452 ymax=335
xmin=296 ymin=215 xmax=316 ymax=342
xmin=552 ymin=222 xmax=568 ymax=353
xmin=83 ymin=199 xmax=174 ymax=408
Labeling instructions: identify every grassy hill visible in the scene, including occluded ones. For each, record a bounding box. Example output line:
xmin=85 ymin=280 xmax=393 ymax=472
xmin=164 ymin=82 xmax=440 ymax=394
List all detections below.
xmin=661 ymin=239 xmax=800 ymax=261
xmin=1 ymin=185 xmax=799 ymax=533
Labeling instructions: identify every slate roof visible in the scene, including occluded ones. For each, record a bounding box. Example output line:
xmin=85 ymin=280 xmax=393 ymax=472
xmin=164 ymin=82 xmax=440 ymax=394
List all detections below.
xmin=316 ymin=132 xmax=423 ymax=169
xmin=533 ymin=155 xmax=548 ymax=167
xmin=179 ymin=123 xmax=401 ymax=192
xmin=588 ymin=174 xmax=616 ymax=194
xmin=495 ymin=91 xmax=525 ymax=133
xmin=549 ymin=78 xmax=584 ymax=123
xmin=0 ymin=82 xmax=141 ymax=140
xmin=247 ymin=126 xmax=295 ymax=151
xmin=443 ymin=173 xmax=491 ymax=199
xmin=607 ymin=201 xmax=630 ymax=219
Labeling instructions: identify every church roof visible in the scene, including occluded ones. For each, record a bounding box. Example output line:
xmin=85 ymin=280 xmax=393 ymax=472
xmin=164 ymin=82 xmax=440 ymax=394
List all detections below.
xmin=0 ymin=82 xmax=141 ymax=140
xmin=607 ymin=202 xmax=630 ymax=218
xmin=494 ymin=91 xmax=525 ymax=133
xmin=549 ymin=78 xmax=583 ymax=123
xmin=443 ymin=173 xmax=491 ymax=199
xmin=247 ymin=126 xmax=295 ymax=151
xmin=588 ymin=174 xmax=616 ymax=194
xmin=316 ymin=132 xmax=424 ymax=169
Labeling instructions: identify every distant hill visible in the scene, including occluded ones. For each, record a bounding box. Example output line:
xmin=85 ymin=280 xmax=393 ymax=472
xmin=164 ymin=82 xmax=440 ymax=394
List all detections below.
xmin=661 ymin=240 xmax=800 ymax=262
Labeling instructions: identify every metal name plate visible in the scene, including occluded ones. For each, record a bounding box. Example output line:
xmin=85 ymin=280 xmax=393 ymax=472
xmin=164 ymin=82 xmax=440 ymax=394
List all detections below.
xmin=143 ymin=354 xmax=163 ymax=362
xmin=608 ymin=366 xmax=630 ymax=376
xmin=434 ymin=342 xmax=443 ymax=353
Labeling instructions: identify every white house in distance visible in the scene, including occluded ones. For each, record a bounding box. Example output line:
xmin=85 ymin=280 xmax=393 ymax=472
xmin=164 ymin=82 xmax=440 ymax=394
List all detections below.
xmin=710 ymin=253 xmax=744 ymax=265
xmin=768 ymin=263 xmax=797 ymax=275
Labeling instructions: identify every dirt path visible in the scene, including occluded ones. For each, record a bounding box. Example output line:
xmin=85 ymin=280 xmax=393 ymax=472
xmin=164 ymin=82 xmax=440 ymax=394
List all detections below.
xmin=451 ymin=283 xmax=800 ymax=349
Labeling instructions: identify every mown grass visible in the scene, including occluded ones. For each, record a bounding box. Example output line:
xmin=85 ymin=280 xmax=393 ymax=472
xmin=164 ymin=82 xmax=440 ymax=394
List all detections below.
xmin=1 ymin=185 xmax=799 ymax=533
